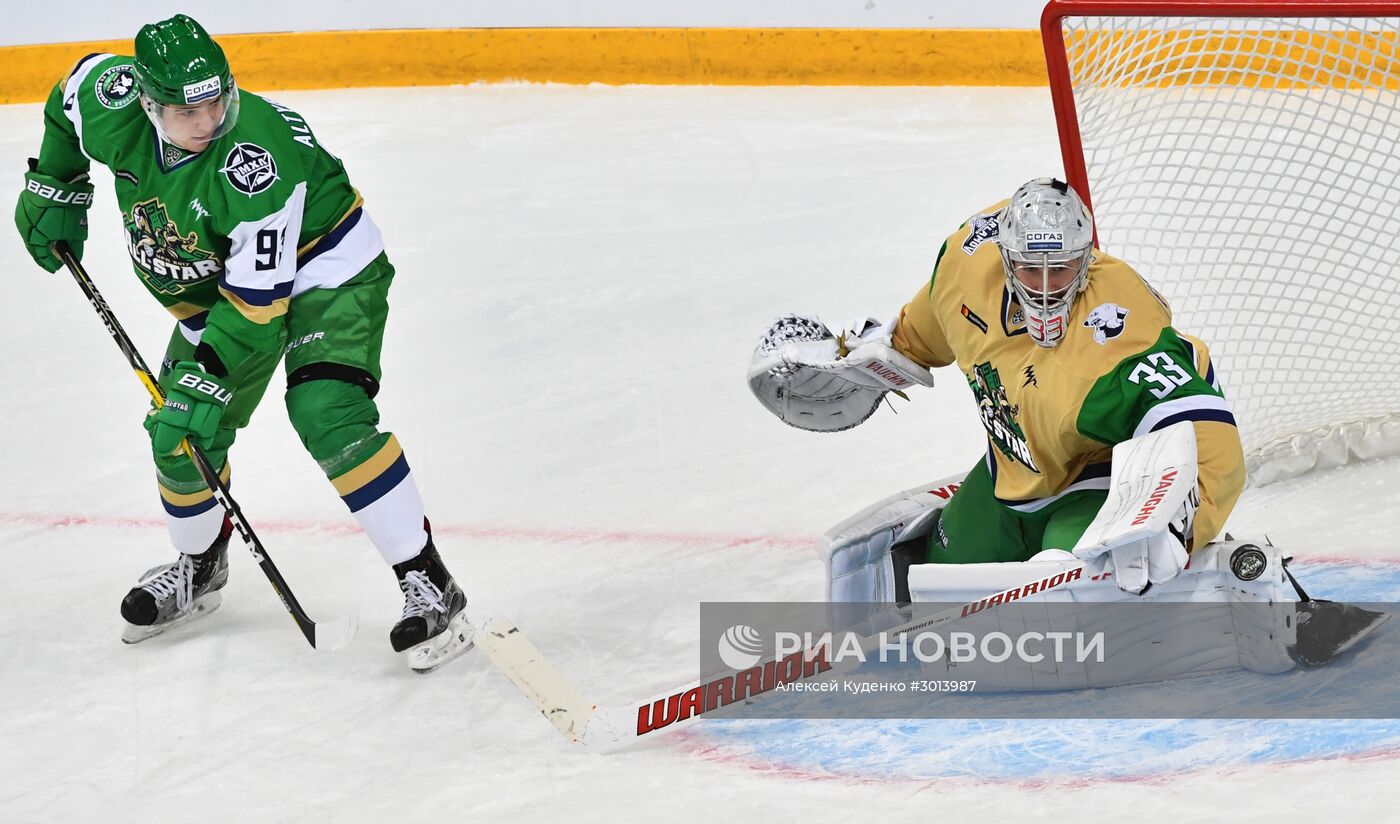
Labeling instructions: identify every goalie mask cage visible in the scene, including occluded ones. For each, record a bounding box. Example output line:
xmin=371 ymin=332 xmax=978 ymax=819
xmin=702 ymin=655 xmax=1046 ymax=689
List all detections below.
xmin=1042 ymin=0 xmax=1400 ymax=484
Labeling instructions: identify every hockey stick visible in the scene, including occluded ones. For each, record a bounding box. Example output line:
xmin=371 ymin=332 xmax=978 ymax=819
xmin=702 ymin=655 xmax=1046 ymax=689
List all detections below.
xmin=480 ymin=426 xmax=1198 ymax=748
xmin=55 ymin=242 xmax=357 ymax=651
xmin=477 ymin=560 xmax=1090 ymax=750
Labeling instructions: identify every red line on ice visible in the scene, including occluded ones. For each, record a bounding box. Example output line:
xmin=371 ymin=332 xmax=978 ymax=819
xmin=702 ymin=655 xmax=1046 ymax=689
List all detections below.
xmin=0 ymin=510 xmax=815 ymax=551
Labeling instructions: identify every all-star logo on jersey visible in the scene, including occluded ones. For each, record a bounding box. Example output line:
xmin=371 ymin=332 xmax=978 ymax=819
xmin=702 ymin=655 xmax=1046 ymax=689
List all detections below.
xmin=124 ymin=198 xmax=222 ymax=294
xmin=94 ymin=65 xmax=137 ymax=110
xmin=970 ymin=361 xmax=1040 ymax=473
xmin=221 ymin=143 xmax=279 ymax=196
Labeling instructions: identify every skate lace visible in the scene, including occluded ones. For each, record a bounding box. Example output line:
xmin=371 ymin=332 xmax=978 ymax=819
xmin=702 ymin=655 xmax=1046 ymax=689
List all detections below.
xmin=139 ymin=553 xmax=197 ymax=614
xmin=399 ymin=570 xmax=447 ymax=620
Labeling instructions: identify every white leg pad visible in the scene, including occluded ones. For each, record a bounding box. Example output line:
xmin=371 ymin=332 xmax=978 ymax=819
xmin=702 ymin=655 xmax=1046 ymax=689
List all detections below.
xmin=905 ymin=540 xmax=1299 ymax=688
xmin=823 ymin=473 xmax=967 ymax=634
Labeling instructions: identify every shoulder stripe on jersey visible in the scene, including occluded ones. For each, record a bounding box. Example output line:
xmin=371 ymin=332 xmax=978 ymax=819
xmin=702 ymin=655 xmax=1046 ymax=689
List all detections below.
xmin=67 ymin=53 xmax=105 ymax=82
xmin=1133 ymin=394 xmax=1235 ymax=439
xmin=1178 ymin=333 xmax=1220 ymax=392
xmin=61 ymin=52 xmax=114 ymax=160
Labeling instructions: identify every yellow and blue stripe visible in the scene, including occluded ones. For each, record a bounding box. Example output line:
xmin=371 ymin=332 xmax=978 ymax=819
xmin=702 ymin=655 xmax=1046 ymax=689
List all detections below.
xmin=330 ymin=434 xmax=411 ymax=513
xmin=158 ymin=462 xmax=231 ymax=518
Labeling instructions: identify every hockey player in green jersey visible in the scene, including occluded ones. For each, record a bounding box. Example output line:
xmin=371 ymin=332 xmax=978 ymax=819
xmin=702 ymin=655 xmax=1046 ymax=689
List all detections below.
xmin=13 ymin=14 xmax=471 ymax=671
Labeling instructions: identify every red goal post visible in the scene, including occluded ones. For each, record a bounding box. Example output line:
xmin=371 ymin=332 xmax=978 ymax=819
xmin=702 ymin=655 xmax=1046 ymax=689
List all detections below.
xmin=1041 ymin=0 xmax=1400 ymax=484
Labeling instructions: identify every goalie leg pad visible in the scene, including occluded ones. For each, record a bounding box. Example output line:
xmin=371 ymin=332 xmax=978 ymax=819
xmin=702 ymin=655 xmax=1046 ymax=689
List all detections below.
xmin=823 ymin=473 xmax=967 ymax=634
xmin=905 ymin=540 xmax=1299 ymax=688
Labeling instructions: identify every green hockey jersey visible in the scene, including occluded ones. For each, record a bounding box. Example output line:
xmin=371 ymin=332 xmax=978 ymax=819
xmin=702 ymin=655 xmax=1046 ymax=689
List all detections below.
xmin=36 ymin=52 xmax=384 ymax=366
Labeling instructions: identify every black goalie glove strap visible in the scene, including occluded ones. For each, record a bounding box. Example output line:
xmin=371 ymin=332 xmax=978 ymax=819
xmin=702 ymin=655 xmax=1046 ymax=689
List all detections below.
xmin=747 ymin=314 xmax=934 ymax=433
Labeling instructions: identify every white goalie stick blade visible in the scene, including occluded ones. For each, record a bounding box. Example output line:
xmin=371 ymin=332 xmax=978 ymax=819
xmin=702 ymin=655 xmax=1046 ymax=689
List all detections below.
xmin=313 ymin=607 xmax=361 ymax=652
xmin=477 ymin=618 xmax=602 ymax=744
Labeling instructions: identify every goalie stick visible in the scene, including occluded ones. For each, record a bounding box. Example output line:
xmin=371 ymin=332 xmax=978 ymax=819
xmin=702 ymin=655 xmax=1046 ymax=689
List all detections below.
xmin=478 ymin=560 xmax=1089 ymax=749
xmin=479 ymin=426 xmax=1199 ymax=747
xmin=56 ymin=242 xmax=358 ymax=651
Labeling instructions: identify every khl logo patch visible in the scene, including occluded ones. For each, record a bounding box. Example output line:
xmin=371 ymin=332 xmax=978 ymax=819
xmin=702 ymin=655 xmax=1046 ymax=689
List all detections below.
xmin=1084 ymin=302 xmax=1129 ymax=345
xmin=221 ymin=143 xmax=279 ymax=196
xmin=95 ymin=65 xmax=138 ymax=109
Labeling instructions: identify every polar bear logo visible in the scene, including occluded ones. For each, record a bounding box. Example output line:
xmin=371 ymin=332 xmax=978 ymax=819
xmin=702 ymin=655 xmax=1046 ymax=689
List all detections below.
xmin=1084 ymin=303 xmax=1129 ymax=344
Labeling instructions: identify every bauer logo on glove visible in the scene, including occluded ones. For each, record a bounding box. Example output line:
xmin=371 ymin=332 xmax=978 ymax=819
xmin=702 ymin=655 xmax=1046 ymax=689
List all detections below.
xmin=145 ymin=362 xmax=233 ymax=455
xmin=175 ymin=371 xmax=234 ymax=404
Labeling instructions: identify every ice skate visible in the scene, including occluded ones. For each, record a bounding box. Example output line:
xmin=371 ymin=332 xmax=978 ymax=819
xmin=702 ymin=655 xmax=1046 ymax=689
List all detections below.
xmin=120 ymin=517 xmax=233 ymax=644
xmin=391 ymin=531 xmax=474 ymax=673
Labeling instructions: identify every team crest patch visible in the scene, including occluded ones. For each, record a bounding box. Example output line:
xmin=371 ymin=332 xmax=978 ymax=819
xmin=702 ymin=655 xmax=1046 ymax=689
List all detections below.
xmin=1084 ymin=302 xmax=1129 ymax=344
xmin=221 ymin=143 xmax=279 ymax=196
xmin=961 ymin=212 xmax=1000 ymax=255
xmin=95 ymin=65 xmax=138 ymax=109
xmin=969 ymin=361 xmax=1039 ymax=473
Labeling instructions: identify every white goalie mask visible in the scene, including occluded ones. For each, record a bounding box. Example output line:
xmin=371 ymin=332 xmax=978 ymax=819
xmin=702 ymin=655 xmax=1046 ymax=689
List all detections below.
xmin=997 ymin=178 xmax=1095 ymax=348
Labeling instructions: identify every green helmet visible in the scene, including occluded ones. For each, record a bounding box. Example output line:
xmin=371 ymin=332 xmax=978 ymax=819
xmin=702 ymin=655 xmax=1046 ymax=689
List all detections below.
xmin=133 ymin=14 xmax=232 ymax=105
xmin=132 ymin=15 xmax=239 ymax=149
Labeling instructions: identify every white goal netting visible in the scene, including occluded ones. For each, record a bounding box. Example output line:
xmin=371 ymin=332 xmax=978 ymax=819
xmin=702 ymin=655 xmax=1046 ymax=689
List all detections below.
xmin=1051 ymin=11 xmax=1400 ymax=484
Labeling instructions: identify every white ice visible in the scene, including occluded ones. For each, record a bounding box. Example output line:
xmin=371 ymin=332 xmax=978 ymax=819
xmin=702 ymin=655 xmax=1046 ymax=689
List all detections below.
xmin=0 ymin=84 xmax=1396 ymax=822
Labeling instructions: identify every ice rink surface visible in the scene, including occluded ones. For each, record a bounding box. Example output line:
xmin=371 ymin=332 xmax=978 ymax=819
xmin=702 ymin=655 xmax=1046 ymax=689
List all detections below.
xmin=0 ymin=84 xmax=1395 ymax=822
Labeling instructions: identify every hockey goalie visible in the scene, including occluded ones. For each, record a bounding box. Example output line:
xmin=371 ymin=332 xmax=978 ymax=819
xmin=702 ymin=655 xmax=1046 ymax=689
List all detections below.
xmin=748 ymin=178 xmax=1387 ymax=687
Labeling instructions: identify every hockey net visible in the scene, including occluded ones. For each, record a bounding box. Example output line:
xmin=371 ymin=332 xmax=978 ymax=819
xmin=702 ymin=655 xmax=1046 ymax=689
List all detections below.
xmin=1043 ymin=1 xmax=1400 ymax=484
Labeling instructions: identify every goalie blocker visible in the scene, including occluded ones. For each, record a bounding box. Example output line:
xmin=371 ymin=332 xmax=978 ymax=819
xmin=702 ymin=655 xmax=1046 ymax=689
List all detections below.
xmin=824 ymin=424 xmax=1388 ymax=687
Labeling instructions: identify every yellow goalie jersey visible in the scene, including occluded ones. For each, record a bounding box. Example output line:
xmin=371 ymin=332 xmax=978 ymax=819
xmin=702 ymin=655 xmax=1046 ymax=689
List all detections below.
xmin=892 ymin=201 xmax=1246 ymax=548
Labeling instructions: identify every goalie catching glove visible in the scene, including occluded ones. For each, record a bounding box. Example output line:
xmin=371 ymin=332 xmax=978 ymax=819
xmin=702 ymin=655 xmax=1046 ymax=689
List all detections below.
xmin=747 ymin=314 xmax=934 ymax=432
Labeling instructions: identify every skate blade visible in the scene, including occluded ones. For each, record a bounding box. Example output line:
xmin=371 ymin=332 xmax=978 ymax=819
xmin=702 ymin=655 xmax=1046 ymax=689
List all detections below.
xmin=121 ymin=592 xmax=223 ymax=644
xmin=408 ymin=611 xmax=477 ymax=674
